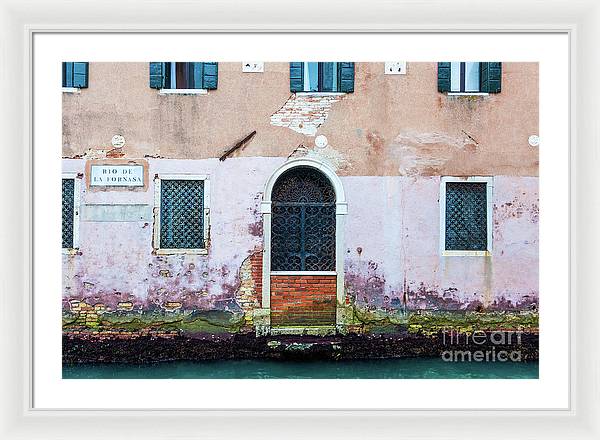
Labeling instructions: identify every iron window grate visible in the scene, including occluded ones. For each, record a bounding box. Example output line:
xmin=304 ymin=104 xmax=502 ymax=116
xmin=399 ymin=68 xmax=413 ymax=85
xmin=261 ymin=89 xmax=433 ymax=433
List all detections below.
xmin=271 ymin=167 xmax=336 ymax=271
xmin=160 ymin=179 xmax=204 ymax=249
xmin=62 ymin=178 xmax=75 ymax=249
xmin=445 ymin=182 xmax=488 ymax=251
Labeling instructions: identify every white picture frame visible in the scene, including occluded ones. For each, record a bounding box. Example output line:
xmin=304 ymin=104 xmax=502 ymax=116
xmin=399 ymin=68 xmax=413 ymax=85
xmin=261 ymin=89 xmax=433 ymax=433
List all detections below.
xmin=1 ymin=0 xmax=597 ymax=438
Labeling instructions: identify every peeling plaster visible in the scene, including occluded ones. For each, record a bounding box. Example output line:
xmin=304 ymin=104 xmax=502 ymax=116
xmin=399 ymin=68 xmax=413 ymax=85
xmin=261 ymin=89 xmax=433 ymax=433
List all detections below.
xmin=270 ymin=93 xmax=344 ymax=136
xmin=392 ymin=131 xmax=479 ymax=176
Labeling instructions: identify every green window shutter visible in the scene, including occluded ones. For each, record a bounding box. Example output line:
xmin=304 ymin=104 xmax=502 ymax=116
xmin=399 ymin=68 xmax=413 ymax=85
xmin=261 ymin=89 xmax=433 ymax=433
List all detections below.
xmin=480 ymin=62 xmax=501 ymax=93
xmin=192 ymin=63 xmax=203 ymax=89
xmin=338 ymin=62 xmax=355 ymax=93
xmin=62 ymin=62 xmax=72 ymax=87
xmin=149 ymin=62 xmax=166 ymax=89
xmin=289 ymin=62 xmax=304 ymax=92
xmin=321 ymin=62 xmax=336 ymax=92
xmin=202 ymin=62 xmax=218 ymax=90
xmin=437 ymin=62 xmax=451 ymax=92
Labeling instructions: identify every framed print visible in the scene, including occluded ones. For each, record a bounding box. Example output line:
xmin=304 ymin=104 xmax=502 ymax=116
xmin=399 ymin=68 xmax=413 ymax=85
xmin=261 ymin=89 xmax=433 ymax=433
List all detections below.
xmin=0 ymin=0 xmax=599 ymax=439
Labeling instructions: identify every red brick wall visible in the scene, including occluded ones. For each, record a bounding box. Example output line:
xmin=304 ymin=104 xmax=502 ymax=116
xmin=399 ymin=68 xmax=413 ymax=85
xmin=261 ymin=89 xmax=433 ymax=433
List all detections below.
xmin=250 ymin=250 xmax=263 ymax=305
xmin=270 ymin=275 xmax=337 ymax=326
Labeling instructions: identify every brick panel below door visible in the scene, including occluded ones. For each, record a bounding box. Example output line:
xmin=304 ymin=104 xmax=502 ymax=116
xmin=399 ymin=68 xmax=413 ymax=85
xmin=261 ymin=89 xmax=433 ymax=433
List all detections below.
xmin=270 ymin=275 xmax=337 ymax=326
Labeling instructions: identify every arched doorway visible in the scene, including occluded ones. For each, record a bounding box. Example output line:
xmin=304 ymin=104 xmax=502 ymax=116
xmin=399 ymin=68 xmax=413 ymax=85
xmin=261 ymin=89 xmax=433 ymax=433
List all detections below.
xmin=271 ymin=167 xmax=336 ymax=273
xmin=260 ymin=159 xmax=348 ymax=334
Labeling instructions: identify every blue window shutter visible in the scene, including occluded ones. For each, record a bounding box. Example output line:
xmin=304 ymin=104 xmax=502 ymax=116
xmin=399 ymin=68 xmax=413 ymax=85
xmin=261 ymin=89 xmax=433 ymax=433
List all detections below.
xmin=202 ymin=62 xmax=218 ymax=90
xmin=338 ymin=62 xmax=355 ymax=93
xmin=480 ymin=62 xmax=501 ymax=93
xmin=149 ymin=62 xmax=166 ymax=89
xmin=72 ymin=62 xmax=89 ymax=88
xmin=438 ymin=62 xmax=451 ymax=92
xmin=289 ymin=62 xmax=304 ymax=92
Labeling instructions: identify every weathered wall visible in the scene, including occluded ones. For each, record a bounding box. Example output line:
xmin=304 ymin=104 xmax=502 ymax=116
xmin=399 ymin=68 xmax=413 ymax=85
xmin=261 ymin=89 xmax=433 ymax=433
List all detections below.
xmin=343 ymin=176 xmax=538 ymax=312
xmin=62 ymin=157 xmax=283 ymax=315
xmin=63 ymin=62 xmax=538 ymax=177
xmin=63 ymin=158 xmax=538 ymax=316
xmin=62 ymin=62 xmax=539 ymax=326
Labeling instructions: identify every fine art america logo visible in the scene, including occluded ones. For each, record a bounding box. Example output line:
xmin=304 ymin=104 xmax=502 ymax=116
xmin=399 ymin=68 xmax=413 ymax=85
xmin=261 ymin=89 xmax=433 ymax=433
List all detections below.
xmin=441 ymin=330 xmax=523 ymax=362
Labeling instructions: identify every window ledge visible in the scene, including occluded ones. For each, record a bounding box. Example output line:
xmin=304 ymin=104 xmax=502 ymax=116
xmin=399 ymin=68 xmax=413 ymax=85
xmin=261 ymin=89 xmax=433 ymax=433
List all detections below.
xmin=62 ymin=248 xmax=79 ymax=255
xmin=294 ymin=92 xmax=346 ymax=97
xmin=155 ymin=248 xmax=208 ymax=255
xmin=62 ymin=87 xmax=81 ymax=94
xmin=442 ymin=250 xmax=491 ymax=257
xmin=447 ymin=92 xmax=489 ymax=96
xmin=158 ymin=88 xmax=208 ymax=95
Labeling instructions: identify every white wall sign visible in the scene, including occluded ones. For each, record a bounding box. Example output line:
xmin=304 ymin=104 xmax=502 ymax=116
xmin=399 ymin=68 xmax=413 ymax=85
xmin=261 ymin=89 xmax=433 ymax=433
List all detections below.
xmin=111 ymin=134 xmax=126 ymax=148
xmin=528 ymin=135 xmax=540 ymax=147
xmin=384 ymin=61 xmax=407 ymax=75
xmin=242 ymin=62 xmax=264 ymax=72
xmin=90 ymin=165 xmax=144 ymax=187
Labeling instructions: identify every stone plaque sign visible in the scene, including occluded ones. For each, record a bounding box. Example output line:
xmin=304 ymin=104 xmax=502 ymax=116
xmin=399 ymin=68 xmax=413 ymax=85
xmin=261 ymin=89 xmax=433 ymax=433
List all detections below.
xmin=90 ymin=165 xmax=144 ymax=187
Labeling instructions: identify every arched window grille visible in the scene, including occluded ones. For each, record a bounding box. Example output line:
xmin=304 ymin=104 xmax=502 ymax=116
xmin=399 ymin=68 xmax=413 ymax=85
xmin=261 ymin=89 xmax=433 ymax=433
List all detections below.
xmin=271 ymin=167 xmax=336 ymax=272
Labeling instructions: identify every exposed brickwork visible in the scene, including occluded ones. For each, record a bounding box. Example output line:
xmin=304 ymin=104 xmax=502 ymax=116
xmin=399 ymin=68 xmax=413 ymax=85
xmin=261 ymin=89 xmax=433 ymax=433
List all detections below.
xmin=236 ymin=249 xmax=263 ymax=325
xmin=250 ymin=251 xmax=263 ymax=299
xmin=270 ymin=93 xmax=344 ymax=136
xmin=271 ymin=275 xmax=337 ymax=326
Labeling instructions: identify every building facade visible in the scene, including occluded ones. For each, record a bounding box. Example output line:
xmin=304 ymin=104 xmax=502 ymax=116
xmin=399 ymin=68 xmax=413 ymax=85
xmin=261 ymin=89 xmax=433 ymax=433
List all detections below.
xmin=62 ymin=62 xmax=539 ymax=336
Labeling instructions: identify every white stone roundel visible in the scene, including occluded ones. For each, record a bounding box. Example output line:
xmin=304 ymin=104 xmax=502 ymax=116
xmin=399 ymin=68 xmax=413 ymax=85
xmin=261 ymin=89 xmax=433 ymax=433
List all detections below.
xmin=315 ymin=135 xmax=328 ymax=149
xmin=111 ymin=134 xmax=126 ymax=148
xmin=528 ymin=135 xmax=540 ymax=147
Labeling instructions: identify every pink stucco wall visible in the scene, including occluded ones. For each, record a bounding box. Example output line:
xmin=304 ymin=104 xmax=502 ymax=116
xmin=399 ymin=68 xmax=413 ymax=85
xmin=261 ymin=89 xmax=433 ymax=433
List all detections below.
xmin=63 ymin=157 xmax=538 ymax=313
xmin=343 ymin=176 xmax=538 ymax=311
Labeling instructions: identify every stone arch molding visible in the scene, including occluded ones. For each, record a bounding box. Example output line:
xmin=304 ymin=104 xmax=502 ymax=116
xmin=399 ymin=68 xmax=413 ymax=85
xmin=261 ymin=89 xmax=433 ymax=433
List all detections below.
xmin=258 ymin=157 xmax=348 ymax=335
xmin=262 ymin=157 xmax=347 ymax=206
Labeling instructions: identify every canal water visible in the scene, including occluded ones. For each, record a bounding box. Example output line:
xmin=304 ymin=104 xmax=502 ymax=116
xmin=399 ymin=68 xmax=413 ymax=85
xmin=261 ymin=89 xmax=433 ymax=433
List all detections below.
xmin=63 ymin=358 xmax=538 ymax=379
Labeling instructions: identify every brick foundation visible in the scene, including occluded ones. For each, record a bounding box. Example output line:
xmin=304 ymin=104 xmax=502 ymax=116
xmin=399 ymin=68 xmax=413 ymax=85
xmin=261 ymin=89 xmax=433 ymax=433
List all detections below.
xmin=270 ymin=275 xmax=337 ymax=326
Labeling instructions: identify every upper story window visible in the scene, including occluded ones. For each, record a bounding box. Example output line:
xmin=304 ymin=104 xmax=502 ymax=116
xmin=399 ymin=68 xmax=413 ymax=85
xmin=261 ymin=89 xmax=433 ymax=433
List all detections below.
xmin=437 ymin=62 xmax=502 ymax=94
xmin=149 ymin=62 xmax=218 ymax=91
xmin=440 ymin=177 xmax=493 ymax=256
xmin=154 ymin=175 xmax=210 ymax=254
xmin=62 ymin=62 xmax=89 ymax=89
xmin=290 ymin=62 xmax=355 ymax=93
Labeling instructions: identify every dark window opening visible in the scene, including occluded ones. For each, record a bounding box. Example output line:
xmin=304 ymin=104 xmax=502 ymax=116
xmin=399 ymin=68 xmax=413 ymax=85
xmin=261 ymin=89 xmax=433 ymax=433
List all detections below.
xmin=149 ymin=62 xmax=218 ymax=90
xmin=271 ymin=167 xmax=336 ymax=271
xmin=160 ymin=179 xmax=205 ymax=249
xmin=62 ymin=178 xmax=75 ymax=249
xmin=445 ymin=182 xmax=488 ymax=251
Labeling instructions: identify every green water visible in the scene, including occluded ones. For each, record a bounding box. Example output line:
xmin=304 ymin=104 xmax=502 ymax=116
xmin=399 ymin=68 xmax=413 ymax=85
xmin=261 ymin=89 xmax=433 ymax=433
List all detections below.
xmin=63 ymin=358 xmax=538 ymax=379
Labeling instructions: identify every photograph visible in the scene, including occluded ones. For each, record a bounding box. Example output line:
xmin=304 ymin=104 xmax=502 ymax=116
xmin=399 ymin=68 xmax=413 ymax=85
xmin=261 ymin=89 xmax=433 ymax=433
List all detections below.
xmin=60 ymin=61 xmax=539 ymax=379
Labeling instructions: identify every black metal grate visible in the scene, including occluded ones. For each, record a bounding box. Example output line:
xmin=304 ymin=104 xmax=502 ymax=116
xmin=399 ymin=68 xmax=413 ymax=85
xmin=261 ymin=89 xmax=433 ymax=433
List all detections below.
xmin=160 ymin=180 xmax=204 ymax=249
xmin=271 ymin=167 xmax=336 ymax=271
xmin=445 ymin=182 xmax=488 ymax=251
xmin=62 ymin=179 xmax=75 ymax=249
